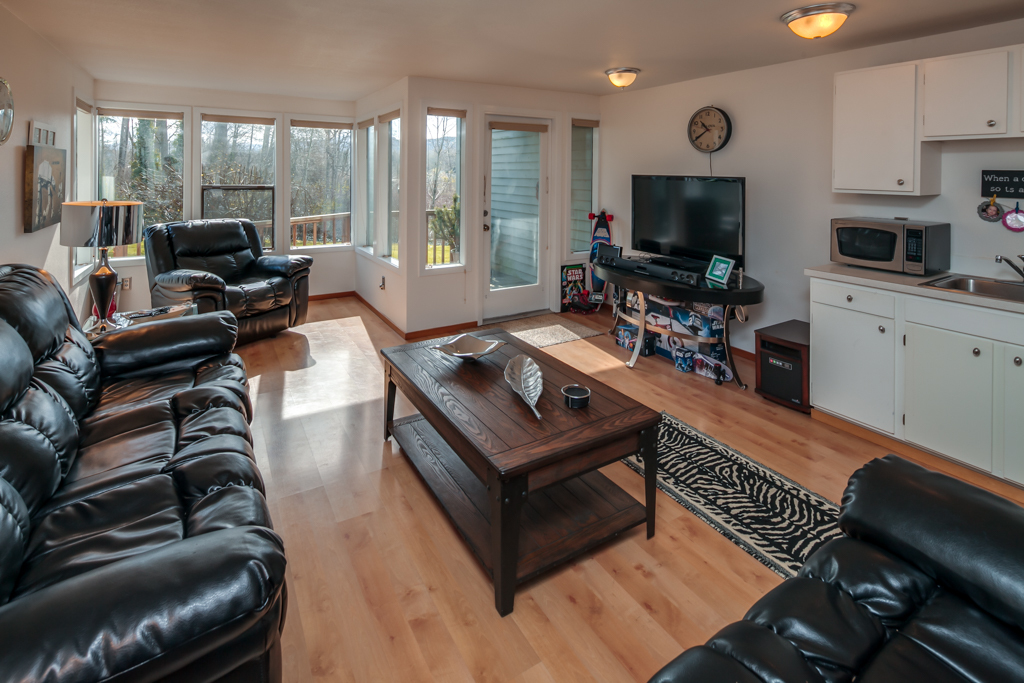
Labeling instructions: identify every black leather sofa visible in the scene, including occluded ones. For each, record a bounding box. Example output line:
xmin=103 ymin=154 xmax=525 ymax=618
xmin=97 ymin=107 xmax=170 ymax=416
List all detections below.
xmin=650 ymin=455 xmax=1024 ymax=683
xmin=144 ymin=219 xmax=313 ymax=345
xmin=0 ymin=264 xmax=286 ymax=682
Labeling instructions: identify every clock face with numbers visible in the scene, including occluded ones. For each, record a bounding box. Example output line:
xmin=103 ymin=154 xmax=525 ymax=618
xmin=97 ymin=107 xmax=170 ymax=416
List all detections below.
xmin=687 ymin=106 xmax=732 ymax=153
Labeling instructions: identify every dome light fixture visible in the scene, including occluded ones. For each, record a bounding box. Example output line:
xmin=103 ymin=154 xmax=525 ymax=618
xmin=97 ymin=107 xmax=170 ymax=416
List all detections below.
xmin=781 ymin=3 xmax=855 ymax=39
xmin=606 ymin=67 xmax=640 ymax=89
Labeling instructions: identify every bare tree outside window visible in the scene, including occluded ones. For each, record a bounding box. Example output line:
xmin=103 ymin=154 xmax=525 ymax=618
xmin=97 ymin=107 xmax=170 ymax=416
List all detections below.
xmin=290 ymin=124 xmax=352 ymax=247
xmin=97 ymin=112 xmax=184 ymax=257
xmin=426 ymin=115 xmax=461 ymax=266
xmin=200 ymin=117 xmax=276 ymax=249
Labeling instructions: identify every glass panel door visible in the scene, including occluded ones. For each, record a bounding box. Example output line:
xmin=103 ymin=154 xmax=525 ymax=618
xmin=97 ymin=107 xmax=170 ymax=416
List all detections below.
xmin=490 ymin=129 xmax=540 ymax=290
xmin=483 ymin=119 xmax=548 ymax=320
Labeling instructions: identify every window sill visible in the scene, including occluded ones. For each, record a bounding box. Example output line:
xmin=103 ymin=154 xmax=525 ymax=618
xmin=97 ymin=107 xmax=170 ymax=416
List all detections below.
xmin=289 ymin=243 xmax=355 ymax=254
xmin=72 ymin=263 xmax=95 ymax=287
xmin=109 ymin=256 xmax=146 ymax=268
xmin=355 ymin=247 xmax=401 ymax=273
xmin=422 ymin=262 xmax=466 ymax=277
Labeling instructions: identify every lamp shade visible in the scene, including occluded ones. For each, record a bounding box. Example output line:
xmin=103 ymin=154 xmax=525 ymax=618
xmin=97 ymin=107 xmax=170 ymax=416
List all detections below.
xmin=782 ymin=3 xmax=855 ymax=39
xmin=60 ymin=200 xmax=144 ymax=248
xmin=606 ymin=68 xmax=640 ymax=89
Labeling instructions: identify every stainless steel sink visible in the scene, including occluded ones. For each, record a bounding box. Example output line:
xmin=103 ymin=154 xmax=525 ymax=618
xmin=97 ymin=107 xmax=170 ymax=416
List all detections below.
xmin=921 ymin=275 xmax=1024 ymax=303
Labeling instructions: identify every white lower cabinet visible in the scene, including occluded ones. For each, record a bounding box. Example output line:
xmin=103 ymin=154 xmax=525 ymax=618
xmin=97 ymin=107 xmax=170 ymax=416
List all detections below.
xmin=904 ymin=323 xmax=993 ymax=471
xmin=1005 ymin=344 xmax=1024 ymax=484
xmin=810 ymin=302 xmax=895 ymax=433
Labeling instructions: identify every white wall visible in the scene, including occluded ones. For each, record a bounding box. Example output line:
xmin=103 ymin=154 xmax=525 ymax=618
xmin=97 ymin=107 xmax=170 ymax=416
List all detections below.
xmin=599 ymin=18 xmax=1024 ymax=353
xmin=92 ymin=81 xmax=358 ymax=310
xmin=0 ymin=4 xmax=95 ymax=316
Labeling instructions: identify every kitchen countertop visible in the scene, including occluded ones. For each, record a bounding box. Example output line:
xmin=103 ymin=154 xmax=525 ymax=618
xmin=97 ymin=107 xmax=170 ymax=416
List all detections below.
xmin=805 ymin=264 xmax=1024 ymax=316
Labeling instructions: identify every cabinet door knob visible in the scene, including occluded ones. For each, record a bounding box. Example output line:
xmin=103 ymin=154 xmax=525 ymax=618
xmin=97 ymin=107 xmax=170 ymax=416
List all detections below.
xmin=973 ymin=348 xmax=981 ymax=357
xmin=897 ymin=179 xmax=905 ymax=186
xmin=846 ymin=294 xmax=853 ymax=302
xmin=878 ymin=325 xmax=885 ymax=333
xmin=1015 ymin=357 xmax=1022 ymax=366
xmin=987 ymin=120 xmax=998 ymax=127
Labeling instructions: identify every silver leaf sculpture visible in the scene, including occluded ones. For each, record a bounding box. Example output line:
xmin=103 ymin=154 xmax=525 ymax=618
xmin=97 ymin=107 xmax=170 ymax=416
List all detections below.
xmin=504 ymin=354 xmax=543 ymax=420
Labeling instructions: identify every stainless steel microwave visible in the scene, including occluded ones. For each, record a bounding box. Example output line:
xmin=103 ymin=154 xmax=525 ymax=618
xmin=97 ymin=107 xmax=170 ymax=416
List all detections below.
xmin=830 ymin=218 xmax=950 ymax=276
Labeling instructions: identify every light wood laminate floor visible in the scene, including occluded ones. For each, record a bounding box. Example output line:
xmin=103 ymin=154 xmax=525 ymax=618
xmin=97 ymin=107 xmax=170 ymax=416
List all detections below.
xmin=236 ymin=299 xmax=1024 ymax=683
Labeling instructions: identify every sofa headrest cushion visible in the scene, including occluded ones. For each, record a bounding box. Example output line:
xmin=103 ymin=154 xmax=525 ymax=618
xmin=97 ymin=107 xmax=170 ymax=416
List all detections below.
xmin=0 ymin=319 xmax=33 ymax=415
xmin=169 ymin=220 xmax=258 ymax=281
xmin=840 ymin=455 xmax=1024 ymax=631
xmin=0 ymin=265 xmax=72 ymax=362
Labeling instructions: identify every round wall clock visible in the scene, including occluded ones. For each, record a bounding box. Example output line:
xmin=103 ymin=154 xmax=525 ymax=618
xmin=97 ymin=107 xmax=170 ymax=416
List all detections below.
xmin=688 ymin=106 xmax=732 ymax=153
xmin=0 ymin=78 xmax=13 ymax=146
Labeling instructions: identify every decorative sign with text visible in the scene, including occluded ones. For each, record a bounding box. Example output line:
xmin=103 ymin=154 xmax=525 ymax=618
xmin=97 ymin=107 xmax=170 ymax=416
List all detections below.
xmin=981 ymin=170 xmax=1024 ymax=197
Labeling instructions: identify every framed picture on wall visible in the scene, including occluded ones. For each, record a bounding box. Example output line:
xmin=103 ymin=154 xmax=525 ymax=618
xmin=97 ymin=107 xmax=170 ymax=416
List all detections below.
xmin=24 ymin=144 xmax=66 ymax=233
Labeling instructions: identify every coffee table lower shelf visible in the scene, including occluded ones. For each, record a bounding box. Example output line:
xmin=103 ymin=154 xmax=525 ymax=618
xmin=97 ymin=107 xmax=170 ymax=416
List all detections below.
xmin=390 ymin=414 xmax=647 ymax=586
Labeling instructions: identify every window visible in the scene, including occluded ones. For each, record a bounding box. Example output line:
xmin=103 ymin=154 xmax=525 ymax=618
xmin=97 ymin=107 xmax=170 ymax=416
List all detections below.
xmin=357 ymin=118 xmax=374 ymax=249
xmin=73 ymin=100 xmax=95 ymax=276
xmin=97 ymin=108 xmax=185 ymax=257
xmin=425 ymin=109 xmax=464 ymax=267
xmin=381 ymin=110 xmax=401 ymax=261
xmin=201 ymin=114 xmax=276 ymax=250
xmin=569 ymin=119 xmax=598 ymax=253
xmin=289 ymin=120 xmax=353 ymax=248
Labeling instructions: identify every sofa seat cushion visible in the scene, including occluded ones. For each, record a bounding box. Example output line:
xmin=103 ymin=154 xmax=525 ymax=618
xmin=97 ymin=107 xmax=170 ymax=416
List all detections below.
xmin=224 ymin=276 xmax=293 ymax=318
xmin=13 ymin=473 xmax=184 ymax=598
xmin=92 ymin=370 xmax=195 ymax=419
xmin=68 ymin=405 xmax=177 ymax=483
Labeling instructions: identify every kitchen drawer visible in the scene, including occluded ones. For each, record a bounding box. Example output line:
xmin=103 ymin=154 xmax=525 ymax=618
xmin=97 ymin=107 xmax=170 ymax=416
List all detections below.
xmin=810 ymin=280 xmax=895 ymax=319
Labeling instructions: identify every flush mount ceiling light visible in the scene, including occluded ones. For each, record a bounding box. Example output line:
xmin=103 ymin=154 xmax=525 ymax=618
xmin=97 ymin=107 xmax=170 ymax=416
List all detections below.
xmin=781 ymin=3 xmax=855 ymax=39
xmin=606 ymin=68 xmax=640 ymax=89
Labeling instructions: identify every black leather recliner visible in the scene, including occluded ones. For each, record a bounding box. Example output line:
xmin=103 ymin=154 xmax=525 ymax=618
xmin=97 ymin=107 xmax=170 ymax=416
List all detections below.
xmin=649 ymin=455 xmax=1024 ymax=683
xmin=144 ymin=219 xmax=313 ymax=345
xmin=0 ymin=264 xmax=286 ymax=682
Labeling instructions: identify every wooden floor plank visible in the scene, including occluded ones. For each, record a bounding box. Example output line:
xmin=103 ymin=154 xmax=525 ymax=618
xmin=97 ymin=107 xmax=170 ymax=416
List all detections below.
xmin=233 ymin=301 xmax=1024 ymax=683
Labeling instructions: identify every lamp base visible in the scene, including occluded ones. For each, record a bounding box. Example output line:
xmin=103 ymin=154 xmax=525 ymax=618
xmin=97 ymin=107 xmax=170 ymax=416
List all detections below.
xmin=89 ymin=248 xmax=118 ymax=334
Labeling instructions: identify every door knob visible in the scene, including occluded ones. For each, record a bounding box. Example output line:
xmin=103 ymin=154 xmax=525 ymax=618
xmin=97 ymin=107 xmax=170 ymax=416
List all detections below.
xmin=897 ymin=179 xmax=905 ymax=186
xmin=483 ymin=224 xmax=491 ymax=232
xmin=972 ymin=348 xmax=980 ymax=357
xmin=987 ymin=120 xmax=997 ymax=127
xmin=878 ymin=325 xmax=885 ymax=333
xmin=1015 ymin=357 xmax=1022 ymax=366
xmin=846 ymin=295 xmax=853 ymax=302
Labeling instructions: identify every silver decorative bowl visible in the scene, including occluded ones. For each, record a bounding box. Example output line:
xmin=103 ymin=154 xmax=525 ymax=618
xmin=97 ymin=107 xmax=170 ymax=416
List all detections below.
xmin=432 ymin=334 xmax=506 ymax=361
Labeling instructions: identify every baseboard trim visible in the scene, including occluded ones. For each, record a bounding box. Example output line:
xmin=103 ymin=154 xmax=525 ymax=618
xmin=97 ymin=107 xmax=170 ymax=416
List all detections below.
xmin=308 ymin=291 xmax=356 ymax=301
xmin=732 ymin=347 xmax=755 ymax=362
xmin=810 ymin=409 xmax=933 ymax=461
xmin=352 ymin=293 xmax=406 ymax=338
xmin=405 ymin=321 xmax=478 ymax=342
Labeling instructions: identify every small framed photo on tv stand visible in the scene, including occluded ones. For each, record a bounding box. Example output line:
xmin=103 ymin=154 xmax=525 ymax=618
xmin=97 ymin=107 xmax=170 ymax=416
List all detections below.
xmin=705 ymin=255 xmax=736 ymax=288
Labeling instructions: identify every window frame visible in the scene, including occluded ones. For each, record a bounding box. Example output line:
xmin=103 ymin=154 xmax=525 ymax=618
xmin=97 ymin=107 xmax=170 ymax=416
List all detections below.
xmin=566 ymin=116 xmax=599 ymax=259
xmin=421 ymin=104 xmax=468 ymax=276
xmin=70 ymin=92 xmax=96 ymax=286
xmin=194 ymin=108 xmax=283 ymax=253
xmin=379 ymin=108 xmax=402 ymax=265
xmin=96 ymin=101 xmax=192 ymax=267
xmin=285 ymin=114 xmax=357 ymax=255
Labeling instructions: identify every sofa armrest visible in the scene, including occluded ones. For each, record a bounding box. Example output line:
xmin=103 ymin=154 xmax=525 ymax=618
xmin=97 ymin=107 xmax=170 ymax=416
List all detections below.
xmin=155 ymin=269 xmax=228 ymax=292
xmin=255 ymin=255 xmax=313 ymax=278
xmin=93 ymin=311 xmax=238 ymax=377
xmin=0 ymin=526 xmax=286 ymax=683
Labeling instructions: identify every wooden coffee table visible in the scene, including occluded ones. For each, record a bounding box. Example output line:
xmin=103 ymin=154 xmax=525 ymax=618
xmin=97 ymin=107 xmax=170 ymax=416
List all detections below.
xmin=381 ymin=329 xmax=661 ymax=616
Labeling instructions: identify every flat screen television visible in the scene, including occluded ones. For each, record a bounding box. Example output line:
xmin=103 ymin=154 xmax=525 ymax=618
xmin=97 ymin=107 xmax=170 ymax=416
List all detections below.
xmin=631 ymin=175 xmax=745 ymax=269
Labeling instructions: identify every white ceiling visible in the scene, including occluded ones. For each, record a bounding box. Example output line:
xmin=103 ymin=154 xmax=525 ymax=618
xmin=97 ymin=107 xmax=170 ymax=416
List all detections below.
xmin=6 ymin=0 xmax=1024 ymax=101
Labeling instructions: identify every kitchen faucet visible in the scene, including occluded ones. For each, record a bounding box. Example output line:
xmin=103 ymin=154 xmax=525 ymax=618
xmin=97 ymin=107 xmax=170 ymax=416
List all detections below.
xmin=995 ymin=255 xmax=1024 ymax=281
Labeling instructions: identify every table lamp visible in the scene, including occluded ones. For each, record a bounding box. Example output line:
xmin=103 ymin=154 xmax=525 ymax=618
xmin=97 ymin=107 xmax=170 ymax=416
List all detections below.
xmin=61 ymin=199 xmax=144 ymax=333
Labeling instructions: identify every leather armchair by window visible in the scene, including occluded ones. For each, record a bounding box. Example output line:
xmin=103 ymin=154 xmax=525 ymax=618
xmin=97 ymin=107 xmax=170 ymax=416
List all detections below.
xmin=144 ymin=219 xmax=312 ymax=345
xmin=648 ymin=455 xmax=1024 ymax=683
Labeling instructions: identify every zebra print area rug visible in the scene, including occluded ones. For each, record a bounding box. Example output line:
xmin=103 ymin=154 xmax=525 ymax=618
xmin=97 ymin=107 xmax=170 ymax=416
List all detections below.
xmin=623 ymin=413 xmax=842 ymax=578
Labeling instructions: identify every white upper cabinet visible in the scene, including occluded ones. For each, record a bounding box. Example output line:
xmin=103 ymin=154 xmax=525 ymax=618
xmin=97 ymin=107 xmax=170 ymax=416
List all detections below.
xmin=834 ymin=64 xmax=919 ymax=194
xmin=923 ymin=50 xmax=1010 ymax=137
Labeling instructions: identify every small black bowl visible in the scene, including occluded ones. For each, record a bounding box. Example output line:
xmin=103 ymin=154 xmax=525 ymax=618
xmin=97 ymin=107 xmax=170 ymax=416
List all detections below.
xmin=561 ymin=384 xmax=591 ymax=409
